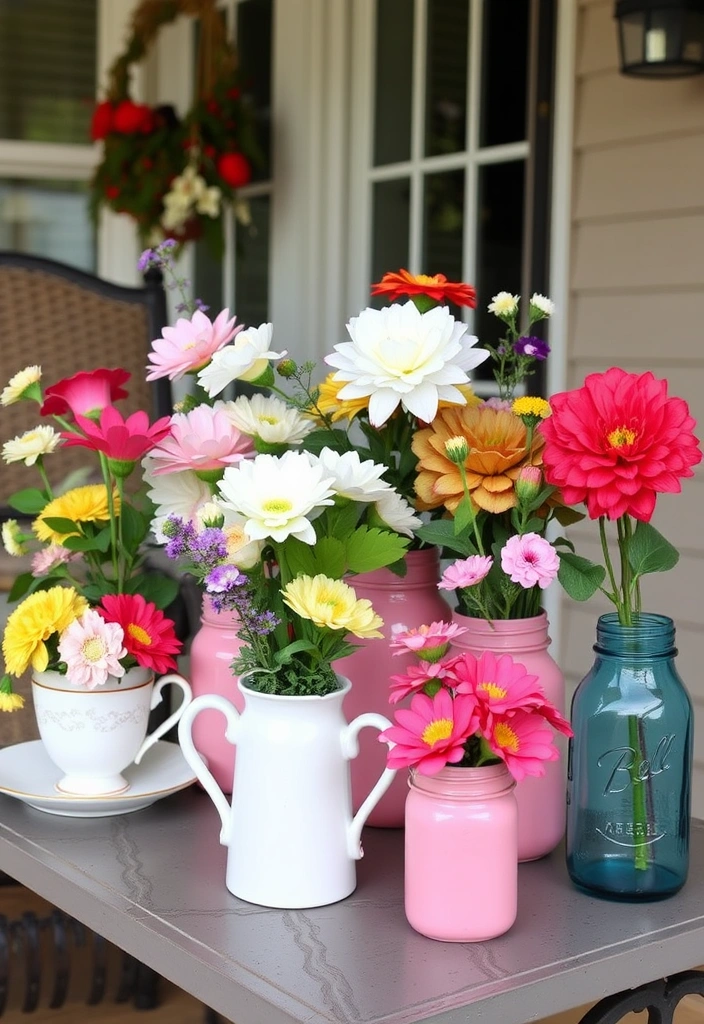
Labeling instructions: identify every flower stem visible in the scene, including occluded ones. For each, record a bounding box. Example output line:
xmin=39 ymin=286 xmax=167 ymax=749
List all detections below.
xmin=99 ymin=453 xmax=119 ymax=584
xmin=598 ymin=517 xmax=621 ymax=614
xmin=116 ymin=476 xmax=125 ymax=592
xmin=617 ymin=516 xmax=633 ymax=626
xmin=457 ymin=462 xmax=485 ymax=556
xmin=628 ymin=714 xmax=649 ymax=872
xmin=35 ymin=458 xmax=54 ymax=500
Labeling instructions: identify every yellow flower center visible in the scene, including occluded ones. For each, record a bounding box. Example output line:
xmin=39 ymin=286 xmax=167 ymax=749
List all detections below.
xmin=421 ymin=718 xmax=454 ymax=746
xmin=262 ymin=498 xmax=293 ymax=514
xmin=258 ymin=415 xmax=279 ymax=425
xmin=493 ymin=721 xmax=519 ymax=753
xmin=127 ymin=623 xmax=152 ymax=646
xmin=82 ymin=637 xmax=107 ymax=663
xmin=478 ymin=682 xmax=507 ymax=700
xmin=607 ymin=426 xmax=637 ymax=448
xmin=415 ymin=273 xmax=441 ymax=285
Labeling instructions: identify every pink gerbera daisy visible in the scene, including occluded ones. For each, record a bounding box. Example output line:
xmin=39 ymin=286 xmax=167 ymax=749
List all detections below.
xmin=146 ymin=309 xmax=242 ymax=382
xmin=41 ymin=368 xmax=130 ymax=419
xmin=57 ymin=609 xmax=126 ymax=689
xmin=390 ymin=620 xmax=468 ymax=663
xmin=147 ymin=404 xmax=255 ymax=480
xmin=485 ymin=710 xmax=560 ymax=782
xmin=438 ymin=555 xmax=493 ymax=591
xmin=62 ymin=407 xmax=171 ymax=463
xmin=451 ymin=650 xmax=543 ymax=727
xmin=379 ymin=688 xmax=480 ymax=775
xmin=388 ymin=655 xmax=462 ymax=704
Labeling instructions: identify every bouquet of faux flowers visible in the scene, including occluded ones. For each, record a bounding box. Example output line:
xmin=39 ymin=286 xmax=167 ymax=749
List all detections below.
xmin=380 ymin=620 xmax=572 ymax=778
xmin=0 ymin=365 xmax=184 ymax=708
xmin=138 ymin=246 xmax=423 ymax=696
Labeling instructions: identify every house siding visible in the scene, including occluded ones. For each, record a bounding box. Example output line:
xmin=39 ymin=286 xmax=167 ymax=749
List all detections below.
xmin=561 ymin=0 xmax=704 ymax=812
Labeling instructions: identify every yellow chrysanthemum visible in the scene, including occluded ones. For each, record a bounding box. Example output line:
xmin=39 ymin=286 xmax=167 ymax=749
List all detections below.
xmin=312 ymin=374 xmax=369 ymax=423
xmin=0 ymin=691 xmax=24 ymax=712
xmin=511 ymin=396 xmax=551 ymax=420
xmin=2 ymin=586 xmax=88 ymax=676
xmin=282 ymin=574 xmax=384 ymax=639
xmin=33 ymin=485 xmax=119 ymax=544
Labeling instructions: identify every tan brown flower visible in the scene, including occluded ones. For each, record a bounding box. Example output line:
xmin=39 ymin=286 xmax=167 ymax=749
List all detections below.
xmin=413 ymin=405 xmax=544 ymax=514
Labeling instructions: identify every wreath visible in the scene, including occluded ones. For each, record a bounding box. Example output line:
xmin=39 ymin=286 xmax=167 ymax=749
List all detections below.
xmin=89 ymin=0 xmax=261 ymax=254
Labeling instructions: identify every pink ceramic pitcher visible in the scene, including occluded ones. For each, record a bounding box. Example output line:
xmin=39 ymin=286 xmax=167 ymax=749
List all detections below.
xmin=405 ymin=764 xmax=517 ymax=942
xmin=335 ymin=548 xmax=449 ymax=827
xmin=451 ymin=611 xmax=566 ymax=861
xmin=188 ymin=597 xmax=245 ymax=794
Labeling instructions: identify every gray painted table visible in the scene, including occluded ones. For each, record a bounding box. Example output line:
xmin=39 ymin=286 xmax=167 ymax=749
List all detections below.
xmin=0 ymin=789 xmax=703 ymax=1024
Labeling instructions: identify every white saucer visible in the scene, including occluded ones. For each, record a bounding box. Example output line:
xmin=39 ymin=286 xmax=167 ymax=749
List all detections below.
xmin=0 ymin=740 xmax=197 ymax=817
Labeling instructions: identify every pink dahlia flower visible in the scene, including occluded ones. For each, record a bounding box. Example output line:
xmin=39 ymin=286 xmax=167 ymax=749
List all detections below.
xmin=57 ymin=609 xmax=126 ymax=689
xmin=486 ymin=710 xmax=560 ymax=782
xmin=146 ymin=309 xmax=241 ymax=382
xmin=500 ymin=533 xmax=559 ymax=590
xmin=438 ymin=555 xmax=493 ymax=591
xmin=41 ymin=368 xmax=130 ymax=419
xmin=388 ymin=656 xmax=462 ymax=705
xmin=379 ymin=688 xmax=480 ymax=775
xmin=148 ymin=405 xmax=255 ymax=477
xmin=62 ymin=407 xmax=171 ymax=462
xmin=390 ymin=620 xmax=468 ymax=662
xmin=540 ymin=367 xmax=702 ymax=522
xmin=31 ymin=545 xmax=77 ymax=577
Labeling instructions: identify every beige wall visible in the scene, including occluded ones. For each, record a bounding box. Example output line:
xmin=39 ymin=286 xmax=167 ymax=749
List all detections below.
xmin=561 ymin=0 xmax=704 ymax=811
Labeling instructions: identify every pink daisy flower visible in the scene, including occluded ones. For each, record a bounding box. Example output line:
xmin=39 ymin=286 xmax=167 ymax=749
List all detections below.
xmin=390 ymin=620 xmax=468 ymax=663
xmin=57 ymin=609 xmax=126 ymax=689
xmin=31 ymin=545 xmax=77 ymax=578
xmin=485 ymin=710 xmax=560 ymax=782
xmin=438 ymin=555 xmax=493 ymax=591
xmin=379 ymin=688 xmax=480 ymax=775
xmin=451 ymin=650 xmax=543 ymax=726
xmin=148 ymin=404 xmax=255 ymax=479
xmin=500 ymin=533 xmax=559 ymax=590
xmin=146 ymin=309 xmax=242 ymax=382
xmin=389 ymin=656 xmax=462 ymax=704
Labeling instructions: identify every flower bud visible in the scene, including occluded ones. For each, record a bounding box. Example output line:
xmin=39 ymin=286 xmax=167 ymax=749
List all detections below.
xmin=276 ymin=358 xmax=298 ymax=379
xmin=515 ymin=465 xmax=542 ymax=506
xmin=196 ymin=501 xmax=225 ymax=530
xmin=444 ymin=435 xmax=469 ymax=464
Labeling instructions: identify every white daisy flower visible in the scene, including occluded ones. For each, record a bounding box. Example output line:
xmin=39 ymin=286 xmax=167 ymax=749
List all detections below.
xmin=1 ymin=365 xmax=41 ymax=406
xmin=316 ymin=447 xmax=393 ymax=503
xmin=374 ymin=491 xmax=422 ymax=539
xmin=197 ymin=323 xmax=286 ymax=395
xmin=529 ymin=293 xmax=555 ymax=317
xmin=142 ymin=457 xmax=212 ymax=542
xmin=221 ymin=394 xmax=314 ymax=445
xmin=325 ymin=302 xmax=488 ymax=428
xmin=2 ymin=425 xmax=61 ymax=465
xmin=487 ymin=292 xmax=520 ymax=317
xmin=217 ymin=450 xmax=335 ymax=546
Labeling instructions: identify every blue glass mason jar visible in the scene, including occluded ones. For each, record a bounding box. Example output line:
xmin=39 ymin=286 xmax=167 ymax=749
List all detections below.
xmin=566 ymin=613 xmax=693 ymax=901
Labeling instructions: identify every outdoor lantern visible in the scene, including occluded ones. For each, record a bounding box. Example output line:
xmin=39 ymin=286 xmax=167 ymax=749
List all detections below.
xmin=615 ymin=0 xmax=704 ymax=76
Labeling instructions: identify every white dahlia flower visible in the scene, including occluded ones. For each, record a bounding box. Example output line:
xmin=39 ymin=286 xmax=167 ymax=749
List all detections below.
xmin=316 ymin=447 xmax=393 ymax=503
xmin=221 ymin=394 xmax=313 ymax=445
xmin=197 ymin=323 xmax=286 ymax=395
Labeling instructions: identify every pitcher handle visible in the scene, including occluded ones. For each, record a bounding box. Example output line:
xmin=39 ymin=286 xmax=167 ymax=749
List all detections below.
xmin=177 ymin=694 xmax=240 ymax=844
xmin=341 ymin=713 xmax=397 ymax=860
xmin=134 ymin=673 xmax=192 ymax=766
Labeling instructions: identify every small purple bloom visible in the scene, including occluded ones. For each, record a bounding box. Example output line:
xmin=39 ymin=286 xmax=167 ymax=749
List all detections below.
xmin=159 ymin=238 xmax=177 ymax=251
xmin=194 ymin=298 xmax=210 ymax=313
xmin=513 ymin=336 xmax=550 ymax=360
xmin=206 ymin=564 xmax=246 ymax=593
xmin=137 ymin=248 xmax=156 ymax=272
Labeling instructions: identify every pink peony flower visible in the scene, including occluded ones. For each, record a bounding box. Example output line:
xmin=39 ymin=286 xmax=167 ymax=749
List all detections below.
xmin=57 ymin=609 xmax=126 ymax=689
xmin=485 ymin=710 xmax=560 ymax=782
xmin=61 ymin=407 xmax=171 ymax=463
xmin=379 ymin=688 xmax=480 ymax=775
xmin=438 ymin=555 xmax=493 ymax=591
xmin=147 ymin=404 xmax=255 ymax=478
xmin=390 ymin=620 xmax=468 ymax=663
xmin=450 ymin=650 xmax=543 ymax=726
xmin=31 ymin=545 xmax=77 ymax=577
xmin=389 ymin=656 xmax=463 ymax=704
xmin=41 ymin=368 xmax=130 ymax=419
xmin=500 ymin=533 xmax=559 ymax=589
xmin=146 ymin=309 xmax=242 ymax=382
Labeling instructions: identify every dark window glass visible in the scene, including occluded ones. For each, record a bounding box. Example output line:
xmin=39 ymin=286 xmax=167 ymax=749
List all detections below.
xmin=235 ymin=195 xmax=270 ymax=327
xmin=0 ymin=179 xmax=95 ymax=271
xmin=374 ymin=0 xmax=414 ymax=166
xmin=0 ymin=0 xmax=96 ymax=144
xmin=237 ymin=0 xmax=273 ymax=182
xmin=479 ymin=0 xmax=530 ymax=148
xmin=422 ymin=169 xmax=464 ymax=287
xmin=424 ymin=0 xmax=468 ymax=157
xmin=193 ymin=238 xmax=224 ymax=315
xmin=371 ymin=179 xmax=410 ymax=304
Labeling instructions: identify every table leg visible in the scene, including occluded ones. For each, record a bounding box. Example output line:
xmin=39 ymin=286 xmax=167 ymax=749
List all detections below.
xmin=577 ymin=969 xmax=704 ymax=1023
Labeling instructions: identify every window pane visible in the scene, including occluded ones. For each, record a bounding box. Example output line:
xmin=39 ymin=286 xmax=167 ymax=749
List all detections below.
xmin=474 ymin=160 xmax=525 ymax=377
xmin=374 ymin=0 xmax=414 ymax=166
xmin=424 ymin=0 xmax=468 ymax=157
xmin=422 ymin=169 xmax=464 ymax=286
xmin=193 ymin=238 xmax=224 ymax=315
xmin=0 ymin=0 xmax=96 ymax=144
xmin=235 ymin=196 xmax=270 ymax=327
xmin=479 ymin=0 xmax=530 ymax=148
xmin=237 ymin=0 xmax=273 ymax=182
xmin=0 ymin=179 xmax=95 ymax=271
xmin=371 ymin=179 xmax=410 ymax=302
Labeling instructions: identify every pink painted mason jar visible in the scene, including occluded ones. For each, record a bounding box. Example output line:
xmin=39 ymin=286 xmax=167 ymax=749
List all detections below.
xmin=188 ymin=597 xmax=246 ymax=795
xmin=405 ymin=764 xmax=517 ymax=942
xmin=451 ymin=611 xmax=566 ymax=861
xmin=335 ymin=548 xmax=449 ymax=827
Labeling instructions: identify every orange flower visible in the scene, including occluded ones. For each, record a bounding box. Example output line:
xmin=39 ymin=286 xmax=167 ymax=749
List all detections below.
xmin=413 ymin=406 xmax=544 ymax=514
xmin=371 ymin=269 xmax=477 ymax=308
xmin=313 ymin=373 xmax=369 ymax=423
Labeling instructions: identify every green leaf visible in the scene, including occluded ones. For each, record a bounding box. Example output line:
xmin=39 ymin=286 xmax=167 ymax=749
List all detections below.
xmin=42 ymin=517 xmax=78 ymax=534
xmin=123 ymin=573 xmax=180 ymax=610
xmin=8 ymin=488 xmax=47 ymax=515
xmin=283 ymin=538 xmax=319 ymax=578
xmin=552 ymin=505 xmax=586 ymax=527
xmin=553 ymin=535 xmax=576 ymax=553
xmin=526 ymin=485 xmax=556 ymax=512
xmin=274 ymin=639 xmax=319 ymax=665
xmin=62 ymin=535 xmax=101 ymax=552
xmin=628 ymin=521 xmax=679 ymax=578
xmin=312 ymin=536 xmax=347 ymax=578
xmin=119 ymin=504 xmax=148 ymax=552
xmin=346 ymin=526 xmax=410 ymax=574
xmin=7 ymin=572 xmax=33 ymax=603
xmin=92 ymin=527 xmax=113 ymax=553
xmin=557 ymin=552 xmax=606 ymax=602
xmin=416 ymin=520 xmax=474 ymax=556
xmin=453 ymin=498 xmax=475 ymax=536
xmin=386 ymin=556 xmax=408 ymax=578
xmin=301 ymin=429 xmax=350 ymax=456
xmin=325 ymin=500 xmax=361 ymax=540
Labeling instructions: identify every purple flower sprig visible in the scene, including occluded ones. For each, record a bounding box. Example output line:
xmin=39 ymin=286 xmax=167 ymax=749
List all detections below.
xmin=513 ymin=336 xmax=550 ymax=360
xmin=137 ymin=239 xmax=205 ymax=318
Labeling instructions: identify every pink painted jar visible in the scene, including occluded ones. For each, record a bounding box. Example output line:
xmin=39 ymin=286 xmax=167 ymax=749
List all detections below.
xmin=451 ymin=611 xmax=566 ymax=861
xmin=188 ymin=597 xmax=246 ymax=795
xmin=405 ymin=764 xmax=517 ymax=942
xmin=335 ymin=548 xmax=449 ymax=827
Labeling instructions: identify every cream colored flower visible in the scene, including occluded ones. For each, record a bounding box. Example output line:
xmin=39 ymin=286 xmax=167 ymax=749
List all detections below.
xmin=222 ymin=512 xmax=265 ymax=569
xmin=373 ymin=491 xmax=422 ymax=539
xmin=196 ymin=186 xmax=222 ymax=218
xmin=488 ymin=292 xmax=519 ymax=317
xmin=198 ymin=324 xmax=286 ymax=394
xmin=529 ymin=293 xmax=555 ymax=317
xmin=282 ymin=575 xmax=384 ymax=638
xmin=2 ymin=425 xmax=61 ymax=465
xmin=221 ymin=394 xmax=314 ymax=446
xmin=195 ymin=502 xmax=225 ymax=529
xmin=2 ymin=520 xmax=27 ymax=557
xmin=1 ymin=365 xmax=41 ymax=406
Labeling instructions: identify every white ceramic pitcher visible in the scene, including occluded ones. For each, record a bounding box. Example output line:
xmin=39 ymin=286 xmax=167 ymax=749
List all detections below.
xmin=178 ymin=674 xmax=396 ymax=909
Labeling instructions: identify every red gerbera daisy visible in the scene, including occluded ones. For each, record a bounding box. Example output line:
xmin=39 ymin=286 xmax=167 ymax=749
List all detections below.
xmin=41 ymin=368 xmax=130 ymax=419
xmin=98 ymin=594 xmax=181 ymax=674
xmin=541 ymin=368 xmax=702 ymax=522
xmin=371 ymin=269 xmax=476 ymax=308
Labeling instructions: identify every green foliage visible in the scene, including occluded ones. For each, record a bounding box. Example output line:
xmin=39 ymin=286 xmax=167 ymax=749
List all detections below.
xmin=416 ymin=519 xmax=474 ymax=556
xmin=558 ymin=552 xmax=606 ymax=602
xmin=628 ymin=521 xmax=679 ymax=578
xmin=123 ymin=574 xmax=180 ymax=611
xmin=345 ymin=526 xmax=409 ymax=573
xmin=8 ymin=488 xmax=46 ymax=515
